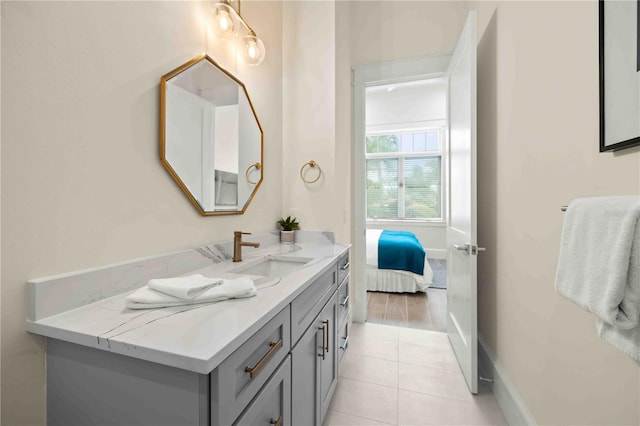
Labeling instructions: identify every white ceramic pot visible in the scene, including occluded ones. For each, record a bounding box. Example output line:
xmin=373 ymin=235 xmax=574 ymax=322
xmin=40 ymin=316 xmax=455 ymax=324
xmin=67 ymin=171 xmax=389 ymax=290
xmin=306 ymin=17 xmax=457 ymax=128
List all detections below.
xmin=280 ymin=230 xmax=295 ymax=244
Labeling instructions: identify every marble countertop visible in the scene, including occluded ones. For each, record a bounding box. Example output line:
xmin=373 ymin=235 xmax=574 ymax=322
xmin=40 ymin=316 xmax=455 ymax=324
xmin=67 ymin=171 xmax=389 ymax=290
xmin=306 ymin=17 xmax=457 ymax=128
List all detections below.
xmin=27 ymin=233 xmax=349 ymax=374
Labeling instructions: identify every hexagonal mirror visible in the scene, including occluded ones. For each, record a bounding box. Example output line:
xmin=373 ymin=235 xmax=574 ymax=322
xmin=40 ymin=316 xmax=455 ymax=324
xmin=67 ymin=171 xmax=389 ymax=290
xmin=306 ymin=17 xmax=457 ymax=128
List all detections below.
xmin=160 ymin=54 xmax=263 ymax=215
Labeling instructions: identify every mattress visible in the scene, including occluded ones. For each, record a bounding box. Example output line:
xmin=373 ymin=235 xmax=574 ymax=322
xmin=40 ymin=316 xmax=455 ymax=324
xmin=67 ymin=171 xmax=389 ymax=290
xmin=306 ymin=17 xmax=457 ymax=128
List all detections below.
xmin=366 ymin=229 xmax=433 ymax=293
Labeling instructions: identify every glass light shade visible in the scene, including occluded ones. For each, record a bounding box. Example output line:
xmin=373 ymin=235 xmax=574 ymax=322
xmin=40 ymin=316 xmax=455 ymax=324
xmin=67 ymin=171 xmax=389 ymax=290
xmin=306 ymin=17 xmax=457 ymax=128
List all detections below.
xmin=240 ymin=34 xmax=266 ymax=66
xmin=211 ymin=2 xmax=239 ymax=40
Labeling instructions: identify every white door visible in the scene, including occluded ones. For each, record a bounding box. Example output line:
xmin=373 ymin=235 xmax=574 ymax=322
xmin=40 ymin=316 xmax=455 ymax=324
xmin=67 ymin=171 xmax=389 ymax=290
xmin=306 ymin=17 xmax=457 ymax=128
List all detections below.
xmin=446 ymin=11 xmax=479 ymax=394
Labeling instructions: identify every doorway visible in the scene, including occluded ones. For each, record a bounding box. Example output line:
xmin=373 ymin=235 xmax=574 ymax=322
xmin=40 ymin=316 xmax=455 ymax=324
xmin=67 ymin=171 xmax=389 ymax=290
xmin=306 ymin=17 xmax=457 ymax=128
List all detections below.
xmin=352 ymin=10 xmax=479 ymax=396
xmin=352 ymin=54 xmax=452 ymax=326
xmin=360 ymin=77 xmax=449 ymax=332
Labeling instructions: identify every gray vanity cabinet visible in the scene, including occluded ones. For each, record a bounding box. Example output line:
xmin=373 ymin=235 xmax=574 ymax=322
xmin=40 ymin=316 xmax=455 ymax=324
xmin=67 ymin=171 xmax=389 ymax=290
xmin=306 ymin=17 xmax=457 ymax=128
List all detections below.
xmin=235 ymin=355 xmax=291 ymax=426
xmin=291 ymin=293 xmax=338 ymax=426
xmin=46 ymin=338 xmax=210 ymax=426
xmin=44 ymin=251 xmax=350 ymax=426
xmin=337 ymin=252 xmax=350 ymax=365
xmin=211 ymin=306 xmax=291 ymax=426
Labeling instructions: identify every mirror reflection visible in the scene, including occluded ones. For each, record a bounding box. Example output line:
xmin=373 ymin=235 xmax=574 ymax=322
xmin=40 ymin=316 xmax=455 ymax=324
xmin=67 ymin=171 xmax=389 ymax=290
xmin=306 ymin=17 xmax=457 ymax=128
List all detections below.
xmin=160 ymin=54 xmax=263 ymax=215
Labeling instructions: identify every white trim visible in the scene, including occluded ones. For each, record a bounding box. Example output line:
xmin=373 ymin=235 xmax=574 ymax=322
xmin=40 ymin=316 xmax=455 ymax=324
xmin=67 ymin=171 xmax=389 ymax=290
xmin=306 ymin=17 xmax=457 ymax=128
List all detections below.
xmin=353 ymin=54 xmax=452 ymax=324
xmin=367 ymin=220 xmax=446 ymax=227
xmin=353 ymin=71 xmax=367 ymax=323
xmin=367 ymin=119 xmax=446 ymax=135
xmin=353 ymin=54 xmax=452 ymax=86
xmin=478 ymin=335 xmax=537 ymax=426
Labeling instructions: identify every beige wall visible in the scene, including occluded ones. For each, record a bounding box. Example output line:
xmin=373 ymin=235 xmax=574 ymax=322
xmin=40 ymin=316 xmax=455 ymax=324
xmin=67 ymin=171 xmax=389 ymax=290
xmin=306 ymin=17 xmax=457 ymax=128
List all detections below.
xmin=476 ymin=1 xmax=640 ymax=424
xmin=349 ymin=0 xmax=470 ymax=67
xmin=282 ymin=1 xmax=342 ymax=240
xmin=1 ymin=1 xmax=282 ymax=424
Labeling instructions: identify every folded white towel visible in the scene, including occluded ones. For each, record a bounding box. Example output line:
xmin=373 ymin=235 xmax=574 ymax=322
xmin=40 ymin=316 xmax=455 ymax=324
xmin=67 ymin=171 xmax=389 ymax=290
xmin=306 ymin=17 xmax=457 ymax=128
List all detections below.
xmin=556 ymin=196 xmax=640 ymax=360
xmin=126 ymin=277 xmax=256 ymax=310
xmin=148 ymin=274 xmax=223 ymax=299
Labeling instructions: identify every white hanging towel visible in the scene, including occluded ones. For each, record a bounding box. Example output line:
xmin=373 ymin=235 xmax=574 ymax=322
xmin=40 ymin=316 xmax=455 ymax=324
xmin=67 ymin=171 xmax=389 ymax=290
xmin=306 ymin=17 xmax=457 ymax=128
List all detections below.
xmin=126 ymin=276 xmax=256 ymax=310
xmin=147 ymin=274 xmax=223 ymax=299
xmin=555 ymin=196 xmax=640 ymax=360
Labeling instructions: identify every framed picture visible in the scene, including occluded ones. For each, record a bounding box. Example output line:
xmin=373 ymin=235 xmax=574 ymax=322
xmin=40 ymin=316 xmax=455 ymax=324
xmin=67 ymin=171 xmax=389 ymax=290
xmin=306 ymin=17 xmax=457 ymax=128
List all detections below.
xmin=599 ymin=0 xmax=640 ymax=152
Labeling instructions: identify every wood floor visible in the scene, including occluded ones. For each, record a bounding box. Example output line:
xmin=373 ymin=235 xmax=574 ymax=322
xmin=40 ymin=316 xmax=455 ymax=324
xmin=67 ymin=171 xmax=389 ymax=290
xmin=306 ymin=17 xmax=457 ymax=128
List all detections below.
xmin=367 ymin=288 xmax=447 ymax=332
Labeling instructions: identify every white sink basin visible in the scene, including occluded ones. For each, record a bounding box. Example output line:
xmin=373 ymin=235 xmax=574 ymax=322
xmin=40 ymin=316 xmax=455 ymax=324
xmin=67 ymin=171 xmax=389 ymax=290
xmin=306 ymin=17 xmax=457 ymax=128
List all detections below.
xmin=230 ymin=255 xmax=313 ymax=277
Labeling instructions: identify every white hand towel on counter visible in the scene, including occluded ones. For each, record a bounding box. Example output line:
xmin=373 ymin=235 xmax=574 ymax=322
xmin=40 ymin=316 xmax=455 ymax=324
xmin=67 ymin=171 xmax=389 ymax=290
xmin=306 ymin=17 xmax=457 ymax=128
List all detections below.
xmin=555 ymin=196 xmax=640 ymax=360
xmin=147 ymin=274 xmax=223 ymax=299
xmin=126 ymin=276 xmax=256 ymax=310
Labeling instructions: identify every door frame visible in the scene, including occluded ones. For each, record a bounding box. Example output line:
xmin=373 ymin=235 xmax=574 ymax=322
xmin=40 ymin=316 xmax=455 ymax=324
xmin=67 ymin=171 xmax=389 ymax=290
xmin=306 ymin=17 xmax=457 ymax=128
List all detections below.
xmin=351 ymin=54 xmax=452 ymax=322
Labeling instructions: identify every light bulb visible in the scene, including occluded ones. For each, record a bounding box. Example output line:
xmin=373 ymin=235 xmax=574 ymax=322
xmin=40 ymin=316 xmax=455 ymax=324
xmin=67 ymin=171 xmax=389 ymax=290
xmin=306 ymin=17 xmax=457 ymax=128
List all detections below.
xmin=241 ymin=33 xmax=265 ymax=66
xmin=211 ymin=2 xmax=238 ymax=40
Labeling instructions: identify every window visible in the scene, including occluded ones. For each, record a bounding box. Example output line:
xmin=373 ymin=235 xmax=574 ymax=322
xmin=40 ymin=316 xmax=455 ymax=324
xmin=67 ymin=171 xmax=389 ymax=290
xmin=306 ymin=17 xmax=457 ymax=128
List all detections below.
xmin=366 ymin=130 xmax=443 ymax=221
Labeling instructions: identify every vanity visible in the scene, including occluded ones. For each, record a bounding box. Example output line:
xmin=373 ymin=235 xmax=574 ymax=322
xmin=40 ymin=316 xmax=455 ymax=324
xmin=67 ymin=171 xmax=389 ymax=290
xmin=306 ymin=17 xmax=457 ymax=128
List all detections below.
xmin=27 ymin=232 xmax=350 ymax=425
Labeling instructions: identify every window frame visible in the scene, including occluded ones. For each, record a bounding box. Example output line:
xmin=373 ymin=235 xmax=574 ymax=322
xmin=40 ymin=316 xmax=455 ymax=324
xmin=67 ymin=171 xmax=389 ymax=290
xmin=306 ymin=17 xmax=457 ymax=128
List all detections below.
xmin=365 ymin=127 xmax=446 ymax=223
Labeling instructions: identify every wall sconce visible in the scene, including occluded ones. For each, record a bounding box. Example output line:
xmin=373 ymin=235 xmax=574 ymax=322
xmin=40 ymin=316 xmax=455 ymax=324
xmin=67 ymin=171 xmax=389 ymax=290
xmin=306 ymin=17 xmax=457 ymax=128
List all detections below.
xmin=210 ymin=0 xmax=266 ymax=66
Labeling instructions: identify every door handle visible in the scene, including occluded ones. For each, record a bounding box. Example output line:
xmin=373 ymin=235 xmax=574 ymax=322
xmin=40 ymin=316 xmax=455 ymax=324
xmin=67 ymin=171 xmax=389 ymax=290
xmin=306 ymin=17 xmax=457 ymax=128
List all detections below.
xmin=453 ymin=244 xmax=486 ymax=255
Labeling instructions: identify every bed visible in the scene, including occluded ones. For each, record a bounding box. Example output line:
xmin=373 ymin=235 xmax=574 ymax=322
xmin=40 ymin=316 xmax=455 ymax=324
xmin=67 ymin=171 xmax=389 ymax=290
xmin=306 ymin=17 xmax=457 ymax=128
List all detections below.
xmin=366 ymin=229 xmax=433 ymax=293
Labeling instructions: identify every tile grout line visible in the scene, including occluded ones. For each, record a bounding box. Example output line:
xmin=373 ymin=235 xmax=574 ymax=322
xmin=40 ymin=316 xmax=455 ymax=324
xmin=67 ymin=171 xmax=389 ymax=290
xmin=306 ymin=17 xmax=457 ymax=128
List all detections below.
xmin=330 ymin=407 xmax=396 ymax=426
xmin=396 ymin=344 xmax=400 ymax=426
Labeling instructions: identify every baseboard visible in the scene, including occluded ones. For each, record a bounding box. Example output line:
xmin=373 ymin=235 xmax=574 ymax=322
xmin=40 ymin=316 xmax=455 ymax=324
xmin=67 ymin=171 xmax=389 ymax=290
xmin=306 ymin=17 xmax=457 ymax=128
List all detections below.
xmin=478 ymin=335 xmax=537 ymax=426
xmin=426 ymin=248 xmax=446 ymax=259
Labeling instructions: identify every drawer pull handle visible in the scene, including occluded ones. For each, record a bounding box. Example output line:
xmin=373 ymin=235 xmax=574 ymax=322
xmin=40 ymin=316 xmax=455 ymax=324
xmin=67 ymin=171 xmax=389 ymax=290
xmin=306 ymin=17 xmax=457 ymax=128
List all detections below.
xmin=323 ymin=319 xmax=330 ymax=353
xmin=340 ymin=335 xmax=349 ymax=350
xmin=340 ymin=295 xmax=350 ymax=307
xmin=270 ymin=416 xmax=283 ymax=426
xmin=318 ymin=324 xmax=326 ymax=360
xmin=341 ymin=261 xmax=350 ymax=271
xmin=245 ymin=340 xmax=282 ymax=379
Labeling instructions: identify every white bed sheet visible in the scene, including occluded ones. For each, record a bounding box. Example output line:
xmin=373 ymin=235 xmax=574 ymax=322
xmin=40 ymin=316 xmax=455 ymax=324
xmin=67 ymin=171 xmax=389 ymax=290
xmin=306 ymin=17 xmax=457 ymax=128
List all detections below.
xmin=365 ymin=229 xmax=433 ymax=293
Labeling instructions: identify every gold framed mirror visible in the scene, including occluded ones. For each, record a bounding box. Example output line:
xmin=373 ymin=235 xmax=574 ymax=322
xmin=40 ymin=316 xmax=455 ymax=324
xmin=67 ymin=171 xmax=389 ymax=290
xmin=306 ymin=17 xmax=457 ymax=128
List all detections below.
xmin=160 ymin=54 xmax=263 ymax=215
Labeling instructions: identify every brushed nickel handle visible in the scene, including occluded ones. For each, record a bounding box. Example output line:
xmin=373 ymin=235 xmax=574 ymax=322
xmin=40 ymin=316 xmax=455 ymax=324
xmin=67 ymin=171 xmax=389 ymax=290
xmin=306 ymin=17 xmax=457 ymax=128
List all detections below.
xmin=341 ymin=261 xmax=350 ymax=271
xmin=340 ymin=335 xmax=349 ymax=350
xmin=245 ymin=340 xmax=282 ymax=379
xmin=270 ymin=416 xmax=282 ymax=426
xmin=318 ymin=325 xmax=326 ymax=360
xmin=454 ymin=244 xmax=468 ymax=251
xmin=340 ymin=295 xmax=349 ymax=307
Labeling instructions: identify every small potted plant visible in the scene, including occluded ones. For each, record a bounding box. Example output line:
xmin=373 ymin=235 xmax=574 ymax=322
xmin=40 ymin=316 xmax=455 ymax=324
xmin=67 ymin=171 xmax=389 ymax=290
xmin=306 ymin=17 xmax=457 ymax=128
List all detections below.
xmin=277 ymin=216 xmax=299 ymax=244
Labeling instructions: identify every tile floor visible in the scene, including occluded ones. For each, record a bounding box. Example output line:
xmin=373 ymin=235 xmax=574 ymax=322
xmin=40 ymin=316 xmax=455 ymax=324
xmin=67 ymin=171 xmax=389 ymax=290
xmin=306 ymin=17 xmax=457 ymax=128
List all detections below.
xmin=324 ymin=323 xmax=507 ymax=426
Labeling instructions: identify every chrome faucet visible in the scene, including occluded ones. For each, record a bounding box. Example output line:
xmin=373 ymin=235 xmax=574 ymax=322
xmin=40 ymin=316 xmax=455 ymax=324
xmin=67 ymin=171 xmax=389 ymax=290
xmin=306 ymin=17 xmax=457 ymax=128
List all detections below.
xmin=233 ymin=231 xmax=260 ymax=262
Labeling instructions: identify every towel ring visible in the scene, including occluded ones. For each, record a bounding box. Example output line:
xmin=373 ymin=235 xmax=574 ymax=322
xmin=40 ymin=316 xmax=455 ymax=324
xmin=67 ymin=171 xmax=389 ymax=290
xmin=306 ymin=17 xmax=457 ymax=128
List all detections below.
xmin=300 ymin=160 xmax=322 ymax=184
xmin=245 ymin=162 xmax=261 ymax=185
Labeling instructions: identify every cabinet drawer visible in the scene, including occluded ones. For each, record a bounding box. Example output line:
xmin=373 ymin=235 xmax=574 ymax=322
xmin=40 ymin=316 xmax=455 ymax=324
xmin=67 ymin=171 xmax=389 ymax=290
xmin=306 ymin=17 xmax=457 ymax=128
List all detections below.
xmin=211 ymin=306 xmax=291 ymax=426
xmin=337 ymin=252 xmax=350 ymax=286
xmin=235 ymin=355 xmax=291 ymax=426
xmin=338 ymin=320 xmax=349 ymax=365
xmin=291 ymin=267 xmax=337 ymax=345
xmin=337 ymin=277 xmax=349 ymax=324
